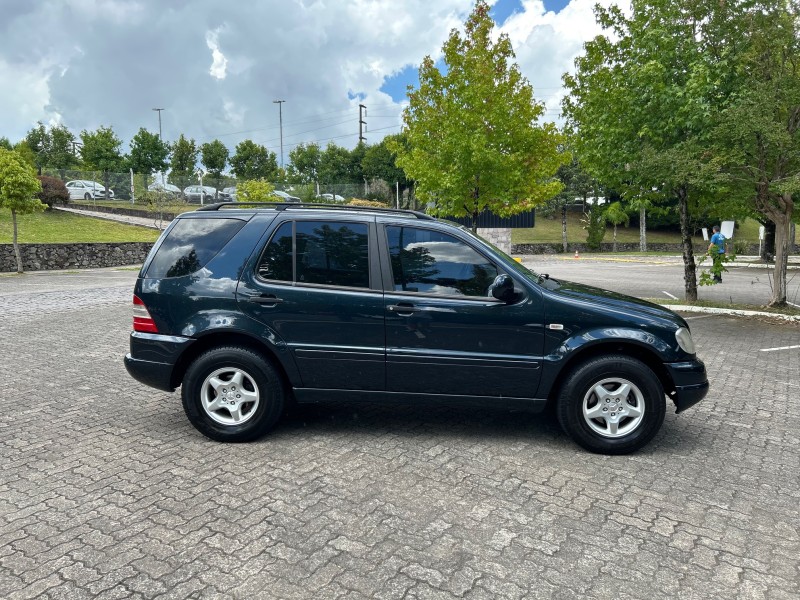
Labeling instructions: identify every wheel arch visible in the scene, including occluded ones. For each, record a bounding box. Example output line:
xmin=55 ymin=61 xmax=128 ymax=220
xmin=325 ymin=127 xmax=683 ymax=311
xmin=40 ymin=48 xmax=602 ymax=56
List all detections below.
xmin=170 ymin=330 xmax=295 ymax=393
xmin=544 ymin=341 xmax=675 ymax=409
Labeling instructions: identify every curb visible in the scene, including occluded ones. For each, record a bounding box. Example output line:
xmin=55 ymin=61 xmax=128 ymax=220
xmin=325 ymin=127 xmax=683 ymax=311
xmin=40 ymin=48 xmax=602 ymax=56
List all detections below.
xmin=660 ymin=304 xmax=800 ymax=322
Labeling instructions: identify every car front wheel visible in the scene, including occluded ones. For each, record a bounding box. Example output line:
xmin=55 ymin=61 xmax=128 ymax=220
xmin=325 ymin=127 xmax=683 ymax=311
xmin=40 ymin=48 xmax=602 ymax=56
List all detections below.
xmin=84 ymin=192 xmax=91 ymax=200
xmin=181 ymin=346 xmax=285 ymax=442
xmin=556 ymin=355 xmax=665 ymax=454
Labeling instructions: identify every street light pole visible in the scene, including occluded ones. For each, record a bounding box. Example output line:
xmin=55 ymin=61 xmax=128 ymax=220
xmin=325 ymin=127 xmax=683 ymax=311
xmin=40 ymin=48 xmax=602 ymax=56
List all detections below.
xmin=273 ymin=100 xmax=285 ymax=169
xmin=152 ymin=108 xmax=165 ymax=139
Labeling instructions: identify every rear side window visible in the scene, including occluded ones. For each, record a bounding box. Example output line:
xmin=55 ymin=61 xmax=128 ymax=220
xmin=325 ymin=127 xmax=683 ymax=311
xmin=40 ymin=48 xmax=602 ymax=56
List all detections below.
xmin=146 ymin=218 xmax=245 ymax=278
xmin=257 ymin=220 xmax=370 ymax=288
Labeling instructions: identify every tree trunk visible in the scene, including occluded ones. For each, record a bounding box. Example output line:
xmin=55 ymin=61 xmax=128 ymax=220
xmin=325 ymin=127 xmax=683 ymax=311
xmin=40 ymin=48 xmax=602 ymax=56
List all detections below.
xmin=103 ymin=171 xmax=110 ymax=200
xmin=766 ymin=193 xmax=794 ymax=307
xmin=639 ymin=206 xmax=647 ymax=252
xmin=11 ymin=208 xmax=23 ymax=274
xmin=561 ymin=204 xmax=568 ymax=252
xmin=678 ymin=187 xmax=697 ymax=302
xmin=613 ymin=224 xmax=618 ymax=253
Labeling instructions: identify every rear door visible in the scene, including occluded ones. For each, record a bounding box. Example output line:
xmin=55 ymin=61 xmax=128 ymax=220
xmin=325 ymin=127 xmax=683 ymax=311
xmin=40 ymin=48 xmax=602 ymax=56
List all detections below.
xmin=380 ymin=223 xmax=544 ymax=400
xmin=237 ymin=216 xmax=386 ymax=391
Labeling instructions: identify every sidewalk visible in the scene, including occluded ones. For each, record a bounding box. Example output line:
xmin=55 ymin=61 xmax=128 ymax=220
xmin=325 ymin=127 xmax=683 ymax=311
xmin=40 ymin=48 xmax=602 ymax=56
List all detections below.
xmin=54 ymin=206 xmax=168 ymax=230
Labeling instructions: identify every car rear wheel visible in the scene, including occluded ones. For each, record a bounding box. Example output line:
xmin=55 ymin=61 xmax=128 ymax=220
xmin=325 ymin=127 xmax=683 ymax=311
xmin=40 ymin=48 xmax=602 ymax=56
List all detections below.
xmin=181 ymin=346 xmax=285 ymax=442
xmin=556 ymin=355 xmax=665 ymax=454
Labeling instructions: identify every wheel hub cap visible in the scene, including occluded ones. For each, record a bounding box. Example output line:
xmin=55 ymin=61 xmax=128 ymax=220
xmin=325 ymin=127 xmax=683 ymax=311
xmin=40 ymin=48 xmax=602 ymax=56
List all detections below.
xmin=582 ymin=377 xmax=645 ymax=439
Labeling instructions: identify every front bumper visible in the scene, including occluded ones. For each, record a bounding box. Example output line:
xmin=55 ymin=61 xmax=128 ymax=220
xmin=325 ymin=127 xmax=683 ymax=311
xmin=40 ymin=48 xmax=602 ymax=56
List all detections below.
xmin=124 ymin=331 xmax=194 ymax=392
xmin=664 ymin=359 xmax=709 ymax=413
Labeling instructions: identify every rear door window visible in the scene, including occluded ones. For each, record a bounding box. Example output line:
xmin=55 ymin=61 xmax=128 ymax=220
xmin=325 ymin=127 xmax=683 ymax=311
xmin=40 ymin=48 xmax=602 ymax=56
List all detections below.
xmin=257 ymin=220 xmax=370 ymax=288
xmin=146 ymin=218 xmax=245 ymax=278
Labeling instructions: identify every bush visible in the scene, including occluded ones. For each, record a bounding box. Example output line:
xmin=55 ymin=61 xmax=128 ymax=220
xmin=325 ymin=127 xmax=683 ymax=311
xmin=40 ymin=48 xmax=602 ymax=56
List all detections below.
xmin=583 ymin=204 xmax=606 ymax=250
xmin=237 ymin=179 xmax=275 ymax=203
xmin=348 ymin=199 xmax=388 ymax=208
xmin=37 ymin=176 xmax=69 ymax=208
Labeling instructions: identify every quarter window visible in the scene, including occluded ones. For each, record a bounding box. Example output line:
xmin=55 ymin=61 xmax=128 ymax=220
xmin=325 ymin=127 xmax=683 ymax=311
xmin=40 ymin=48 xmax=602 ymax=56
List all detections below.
xmin=257 ymin=220 xmax=370 ymax=288
xmin=386 ymin=227 xmax=498 ymax=297
xmin=146 ymin=218 xmax=245 ymax=278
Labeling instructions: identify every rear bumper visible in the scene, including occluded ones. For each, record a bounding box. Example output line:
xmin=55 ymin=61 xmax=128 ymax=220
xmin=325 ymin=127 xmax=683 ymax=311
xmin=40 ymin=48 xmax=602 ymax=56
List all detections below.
xmin=664 ymin=359 xmax=709 ymax=413
xmin=124 ymin=332 xmax=194 ymax=392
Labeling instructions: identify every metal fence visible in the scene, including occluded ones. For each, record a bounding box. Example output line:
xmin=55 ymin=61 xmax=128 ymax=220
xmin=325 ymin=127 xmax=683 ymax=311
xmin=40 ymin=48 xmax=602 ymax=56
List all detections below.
xmin=41 ymin=169 xmax=413 ymax=207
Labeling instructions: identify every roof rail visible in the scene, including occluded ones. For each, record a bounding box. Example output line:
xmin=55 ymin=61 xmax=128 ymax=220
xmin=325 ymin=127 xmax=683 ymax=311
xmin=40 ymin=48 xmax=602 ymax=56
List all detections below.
xmin=194 ymin=201 xmax=435 ymax=220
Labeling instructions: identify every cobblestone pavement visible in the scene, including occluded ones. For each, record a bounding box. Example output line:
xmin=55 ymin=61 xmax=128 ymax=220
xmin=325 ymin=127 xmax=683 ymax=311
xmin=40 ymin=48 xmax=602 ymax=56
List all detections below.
xmin=1 ymin=270 xmax=799 ymax=599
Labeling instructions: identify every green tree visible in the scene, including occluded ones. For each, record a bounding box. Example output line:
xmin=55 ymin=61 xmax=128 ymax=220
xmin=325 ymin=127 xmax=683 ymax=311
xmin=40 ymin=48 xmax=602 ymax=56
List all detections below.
xmin=200 ymin=139 xmax=229 ymax=178
xmin=583 ymin=202 xmax=606 ymax=251
xmin=230 ymin=140 xmax=278 ymax=181
xmin=549 ymin=157 xmax=598 ymax=251
xmin=236 ymin=179 xmax=276 ymax=203
xmin=709 ymin=1 xmax=800 ymax=306
xmin=24 ymin=123 xmax=78 ymax=171
xmin=127 ymin=128 xmax=170 ymax=183
xmin=395 ymin=1 xmax=565 ymax=231
xmin=12 ymin=141 xmax=37 ymax=169
xmin=287 ymin=143 xmax=321 ymax=184
xmin=604 ymin=201 xmax=630 ymax=253
xmin=0 ymin=149 xmax=45 ymax=273
xmin=0 ymin=137 xmax=12 ymax=151
xmin=318 ymin=143 xmax=354 ymax=184
xmin=80 ymin=126 xmax=124 ymax=198
xmin=49 ymin=124 xmax=79 ymax=170
xmin=170 ymin=134 xmax=199 ymax=178
xmin=563 ymin=0 xmax=731 ymax=301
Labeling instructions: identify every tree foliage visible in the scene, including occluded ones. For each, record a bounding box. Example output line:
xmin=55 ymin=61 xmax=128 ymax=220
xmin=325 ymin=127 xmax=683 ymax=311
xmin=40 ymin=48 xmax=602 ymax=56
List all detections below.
xmin=24 ymin=122 xmax=79 ymax=170
xmin=287 ymin=143 xmax=321 ymax=184
xmin=80 ymin=126 xmax=124 ymax=172
xmin=170 ymin=134 xmax=199 ymax=178
xmin=200 ymin=139 xmax=229 ymax=178
xmin=230 ymin=140 xmax=278 ymax=181
xmin=236 ymin=179 xmax=276 ymax=203
xmin=127 ymin=128 xmax=170 ymax=175
xmin=562 ymin=0 xmax=732 ymax=301
xmin=0 ymin=149 xmax=45 ymax=272
xmin=395 ymin=0 xmax=565 ymax=230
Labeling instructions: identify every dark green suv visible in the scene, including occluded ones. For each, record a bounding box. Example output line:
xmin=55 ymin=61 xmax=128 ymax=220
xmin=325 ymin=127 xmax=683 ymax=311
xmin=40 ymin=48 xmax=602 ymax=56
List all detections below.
xmin=124 ymin=203 xmax=708 ymax=454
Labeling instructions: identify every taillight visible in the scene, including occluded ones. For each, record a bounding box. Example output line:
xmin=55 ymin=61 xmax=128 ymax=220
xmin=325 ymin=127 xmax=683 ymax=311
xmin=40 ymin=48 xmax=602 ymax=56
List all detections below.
xmin=133 ymin=295 xmax=159 ymax=333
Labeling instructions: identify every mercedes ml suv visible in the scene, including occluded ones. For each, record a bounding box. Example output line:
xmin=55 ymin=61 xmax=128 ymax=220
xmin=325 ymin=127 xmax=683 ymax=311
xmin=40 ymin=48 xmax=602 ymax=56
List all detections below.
xmin=124 ymin=202 xmax=708 ymax=454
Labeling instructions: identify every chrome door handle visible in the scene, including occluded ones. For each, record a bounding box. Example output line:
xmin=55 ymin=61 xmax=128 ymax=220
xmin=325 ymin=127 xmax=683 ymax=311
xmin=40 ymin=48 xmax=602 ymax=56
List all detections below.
xmin=387 ymin=304 xmax=420 ymax=315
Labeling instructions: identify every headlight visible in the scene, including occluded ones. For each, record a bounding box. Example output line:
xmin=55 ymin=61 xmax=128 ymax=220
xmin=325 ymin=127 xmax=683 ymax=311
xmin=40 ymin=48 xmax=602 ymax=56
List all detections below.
xmin=675 ymin=327 xmax=696 ymax=354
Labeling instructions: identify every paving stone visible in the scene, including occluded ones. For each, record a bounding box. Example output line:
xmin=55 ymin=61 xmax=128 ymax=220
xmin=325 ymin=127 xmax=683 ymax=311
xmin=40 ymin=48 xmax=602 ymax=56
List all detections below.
xmin=0 ymin=268 xmax=798 ymax=599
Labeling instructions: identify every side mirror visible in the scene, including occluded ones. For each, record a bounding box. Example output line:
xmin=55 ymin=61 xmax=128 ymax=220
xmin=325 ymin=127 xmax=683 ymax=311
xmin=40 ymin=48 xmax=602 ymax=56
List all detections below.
xmin=489 ymin=274 xmax=516 ymax=303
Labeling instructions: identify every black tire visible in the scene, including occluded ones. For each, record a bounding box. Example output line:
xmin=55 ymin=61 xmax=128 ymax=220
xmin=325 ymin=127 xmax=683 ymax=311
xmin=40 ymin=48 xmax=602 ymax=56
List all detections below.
xmin=181 ymin=346 xmax=285 ymax=442
xmin=556 ymin=355 xmax=665 ymax=454
xmin=84 ymin=193 xmax=91 ymax=200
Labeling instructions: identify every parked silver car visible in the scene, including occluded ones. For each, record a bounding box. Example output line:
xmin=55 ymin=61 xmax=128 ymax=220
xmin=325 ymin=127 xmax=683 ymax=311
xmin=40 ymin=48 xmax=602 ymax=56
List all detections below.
xmin=148 ymin=182 xmax=182 ymax=197
xmin=183 ymin=185 xmax=218 ymax=203
xmin=220 ymin=186 xmax=237 ymax=201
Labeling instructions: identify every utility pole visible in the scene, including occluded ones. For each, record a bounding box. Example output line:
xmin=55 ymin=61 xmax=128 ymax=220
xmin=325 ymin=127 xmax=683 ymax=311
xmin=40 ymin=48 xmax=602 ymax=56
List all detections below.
xmin=359 ymin=104 xmax=367 ymax=144
xmin=273 ymin=100 xmax=285 ymax=168
xmin=152 ymin=108 xmax=164 ymax=139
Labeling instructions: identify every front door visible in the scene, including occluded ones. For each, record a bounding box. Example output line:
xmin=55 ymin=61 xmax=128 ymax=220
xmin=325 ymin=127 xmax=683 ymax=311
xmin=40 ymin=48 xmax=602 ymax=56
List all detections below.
xmin=238 ymin=217 xmax=385 ymax=391
xmin=381 ymin=225 xmax=543 ymax=399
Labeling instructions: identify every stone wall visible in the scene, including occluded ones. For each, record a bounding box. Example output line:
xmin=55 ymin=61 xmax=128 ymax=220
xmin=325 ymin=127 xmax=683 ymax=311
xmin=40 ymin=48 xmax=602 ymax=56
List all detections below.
xmin=477 ymin=228 xmax=512 ymax=254
xmin=1 ymin=242 xmax=154 ymax=272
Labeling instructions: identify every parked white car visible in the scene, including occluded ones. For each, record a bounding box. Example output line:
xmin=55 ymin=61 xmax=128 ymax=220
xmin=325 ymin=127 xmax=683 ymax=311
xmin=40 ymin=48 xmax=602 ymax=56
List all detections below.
xmin=183 ymin=185 xmax=218 ymax=203
xmin=271 ymin=190 xmax=301 ymax=203
xmin=315 ymin=193 xmax=346 ymax=203
xmin=66 ymin=180 xmax=115 ymax=200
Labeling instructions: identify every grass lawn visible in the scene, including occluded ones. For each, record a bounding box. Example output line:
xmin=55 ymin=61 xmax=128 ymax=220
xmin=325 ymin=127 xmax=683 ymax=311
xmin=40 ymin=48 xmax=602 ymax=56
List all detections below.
xmin=0 ymin=209 xmax=161 ymax=244
xmin=512 ymin=212 xmax=763 ymax=245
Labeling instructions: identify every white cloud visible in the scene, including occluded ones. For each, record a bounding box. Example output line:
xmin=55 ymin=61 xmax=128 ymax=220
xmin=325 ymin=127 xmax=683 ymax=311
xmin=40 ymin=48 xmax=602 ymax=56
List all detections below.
xmin=0 ymin=0 xmax=623 ymax=155
xmin=205 ymin=28 xmax=228 ymax=80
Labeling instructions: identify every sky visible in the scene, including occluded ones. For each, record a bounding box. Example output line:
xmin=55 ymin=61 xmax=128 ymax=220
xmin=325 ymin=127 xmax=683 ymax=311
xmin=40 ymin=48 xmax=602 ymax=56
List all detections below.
xmin=0 ymin=0 xmax=619 ymax=163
